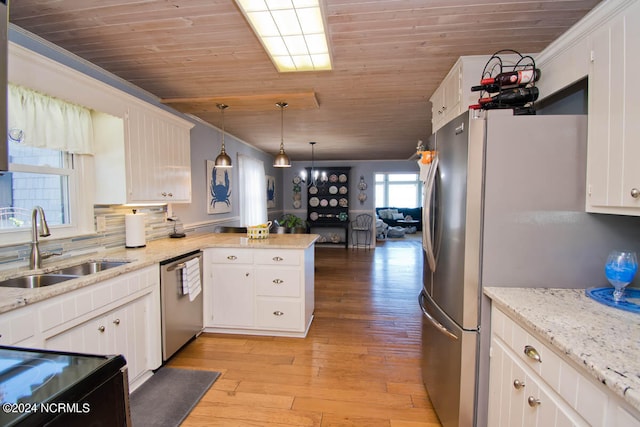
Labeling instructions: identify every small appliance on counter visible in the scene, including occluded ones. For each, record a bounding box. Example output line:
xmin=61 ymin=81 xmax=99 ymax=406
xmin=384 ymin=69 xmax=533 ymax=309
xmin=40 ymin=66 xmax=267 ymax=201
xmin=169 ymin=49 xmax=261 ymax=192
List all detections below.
xmin=0 ymin=346 xmax=130 ymax=427
xmin=125 ymin=209 xmax=146 ymax=248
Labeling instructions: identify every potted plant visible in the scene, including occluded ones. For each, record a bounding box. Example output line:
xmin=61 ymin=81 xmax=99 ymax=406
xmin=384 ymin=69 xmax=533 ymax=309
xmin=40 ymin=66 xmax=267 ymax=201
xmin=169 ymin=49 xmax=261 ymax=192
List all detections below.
xmin=275 ymin=214 xmax=308 ymax=234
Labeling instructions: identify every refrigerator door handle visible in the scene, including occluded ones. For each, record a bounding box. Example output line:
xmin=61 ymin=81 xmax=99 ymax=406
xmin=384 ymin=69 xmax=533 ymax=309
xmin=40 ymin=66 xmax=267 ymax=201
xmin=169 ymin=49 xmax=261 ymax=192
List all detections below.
xmin=418 ymin=292 xmax=458 ymax=341
xmin=423 ymin=154 xmax=439 ymax=272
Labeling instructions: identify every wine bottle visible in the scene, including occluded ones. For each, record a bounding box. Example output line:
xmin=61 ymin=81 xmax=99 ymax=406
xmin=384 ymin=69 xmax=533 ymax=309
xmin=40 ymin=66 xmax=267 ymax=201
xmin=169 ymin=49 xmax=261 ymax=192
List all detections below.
xmin=478 ymin=87 xmax=539 ymax=106
xmin=480 ymin=68 xmax=540 ymax=87
xmin=471 ymin=83 xmax=501 ymax=93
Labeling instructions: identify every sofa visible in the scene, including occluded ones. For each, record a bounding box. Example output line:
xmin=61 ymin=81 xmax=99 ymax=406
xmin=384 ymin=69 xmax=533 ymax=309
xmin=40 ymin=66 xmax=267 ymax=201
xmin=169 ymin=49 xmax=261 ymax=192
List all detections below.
xmin=375 ymin=207 xmax=422 ymax=231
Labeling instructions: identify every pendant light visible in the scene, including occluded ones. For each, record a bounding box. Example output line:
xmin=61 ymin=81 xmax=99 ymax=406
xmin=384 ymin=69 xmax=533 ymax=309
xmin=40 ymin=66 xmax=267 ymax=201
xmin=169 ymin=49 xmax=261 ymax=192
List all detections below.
xmin=214 ymin=103 xmax=232 ymax=168
xmin=302 ymin=141 xmax=322 ymax=187
xmin=273 ymin=102 xmax=291 ymax=168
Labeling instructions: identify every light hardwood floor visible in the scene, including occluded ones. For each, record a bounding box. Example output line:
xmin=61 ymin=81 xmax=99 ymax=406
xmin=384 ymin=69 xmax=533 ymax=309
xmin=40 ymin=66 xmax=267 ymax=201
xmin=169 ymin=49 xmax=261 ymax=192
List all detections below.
xmin=169 ymin=234 xmax=442 ymax=426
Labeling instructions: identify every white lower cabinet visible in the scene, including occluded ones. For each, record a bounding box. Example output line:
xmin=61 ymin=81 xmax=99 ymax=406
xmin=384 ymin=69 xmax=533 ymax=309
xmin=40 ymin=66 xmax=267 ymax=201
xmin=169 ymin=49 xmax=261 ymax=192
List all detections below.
xmin=44 ymin=295 xmax=152 ymax=383
xmin=39 ymin=265 xmax=161 ymax=388
xmin=489 ymin=306 xmax=640 ymax=427
xmin=204 ymin=246 xmax=314 ymax=337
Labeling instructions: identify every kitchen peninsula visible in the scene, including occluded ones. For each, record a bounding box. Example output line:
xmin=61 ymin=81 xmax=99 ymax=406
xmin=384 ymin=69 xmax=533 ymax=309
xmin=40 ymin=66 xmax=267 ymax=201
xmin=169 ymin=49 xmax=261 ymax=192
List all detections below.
xmin=0 ymin=232 xmax=319 ymax=389
xmin=485 ymin=287 xmax=640 ymax=425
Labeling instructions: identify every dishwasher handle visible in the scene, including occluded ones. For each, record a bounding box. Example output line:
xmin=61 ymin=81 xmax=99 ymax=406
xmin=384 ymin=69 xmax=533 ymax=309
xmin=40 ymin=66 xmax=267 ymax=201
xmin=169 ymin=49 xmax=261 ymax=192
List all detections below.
xmin=166 ymin=262 xmax=187 ymax=272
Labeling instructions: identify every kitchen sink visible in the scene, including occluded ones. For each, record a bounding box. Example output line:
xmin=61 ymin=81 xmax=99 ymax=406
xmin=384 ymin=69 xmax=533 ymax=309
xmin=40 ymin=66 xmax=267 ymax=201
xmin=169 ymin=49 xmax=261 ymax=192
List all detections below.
xmin=52 ymin=260 xmax=131 ymax=276
xmin=0 ymin=274 xmax=80 ymax=289
xmin=0 ymin=260 xmax=131 ymax=289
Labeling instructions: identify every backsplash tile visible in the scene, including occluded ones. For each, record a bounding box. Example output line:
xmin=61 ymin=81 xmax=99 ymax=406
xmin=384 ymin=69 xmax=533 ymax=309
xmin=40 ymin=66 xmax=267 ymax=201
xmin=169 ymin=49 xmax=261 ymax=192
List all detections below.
xmin=0 ymin=205 xmax=173 ymax=270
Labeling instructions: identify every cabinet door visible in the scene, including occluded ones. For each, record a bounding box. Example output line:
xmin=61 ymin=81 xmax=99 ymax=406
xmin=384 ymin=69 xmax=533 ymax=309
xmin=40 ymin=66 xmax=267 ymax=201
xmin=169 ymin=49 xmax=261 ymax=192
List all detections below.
xmin=210 ymin=265 xmax=254 ymax=327
xmin=45 ymin=315 xmax=110 ymax=354
xmin=110 ymin=297 xmax=149 ymax=382
xmin=442 ymin=63 xmax=461 ymax=122
xmin=586 ymin=1 xmax=640 ymax=214
xmin=125 ymin=105 xmax=192 ymax=203
xmin=44 ymin=294 xmax=153 ymax=384
xmin=430 ymin=84 xmax=446 ymax=130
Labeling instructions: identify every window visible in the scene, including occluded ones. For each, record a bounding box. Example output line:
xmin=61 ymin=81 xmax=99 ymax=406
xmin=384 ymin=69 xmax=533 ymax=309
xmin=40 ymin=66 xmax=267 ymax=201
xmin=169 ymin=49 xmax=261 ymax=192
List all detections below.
xmin=375 ymin=173 xmax=422 ymax=208
xmin=238 ymin=154 xmax=267 ymax=226
xmin=1 ymin=84 xmax=95 ymax=244
xmin=1 ymin=142 xmax=71 ymax=229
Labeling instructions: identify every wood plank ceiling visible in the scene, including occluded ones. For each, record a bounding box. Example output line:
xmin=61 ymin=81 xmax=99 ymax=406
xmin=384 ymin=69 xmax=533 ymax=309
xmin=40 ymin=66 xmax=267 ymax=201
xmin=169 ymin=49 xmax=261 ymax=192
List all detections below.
xmin=9 ymin=0 xmax=601 ymax=161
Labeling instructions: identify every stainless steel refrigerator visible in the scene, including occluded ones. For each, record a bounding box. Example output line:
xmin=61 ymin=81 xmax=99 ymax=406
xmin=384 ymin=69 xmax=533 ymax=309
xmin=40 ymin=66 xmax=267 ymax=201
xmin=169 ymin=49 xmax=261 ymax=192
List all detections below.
xmin=419 ymin=109 xmax=603 ymax=427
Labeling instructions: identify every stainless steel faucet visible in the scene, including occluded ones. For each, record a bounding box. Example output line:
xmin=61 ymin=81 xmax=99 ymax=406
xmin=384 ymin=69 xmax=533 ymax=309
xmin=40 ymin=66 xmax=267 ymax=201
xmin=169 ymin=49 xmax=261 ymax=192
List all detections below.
xmin=29 ymin=206 xmax=52 ymax=269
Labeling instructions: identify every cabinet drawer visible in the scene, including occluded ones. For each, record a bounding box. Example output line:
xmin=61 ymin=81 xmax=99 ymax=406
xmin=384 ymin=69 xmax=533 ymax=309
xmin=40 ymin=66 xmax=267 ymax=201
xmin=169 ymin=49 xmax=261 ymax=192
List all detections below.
xmin=256 ymin=299 xmax=302 ymax=330
xmin=254 ymin=249 xmax=300 ymax=266
xmin=492 ymin=308 xmax=608 ymax=426
xmin=208 ymin=248 xmax=253 ymax=264
xmin=255 ymin=268 xmax=301 ymax=297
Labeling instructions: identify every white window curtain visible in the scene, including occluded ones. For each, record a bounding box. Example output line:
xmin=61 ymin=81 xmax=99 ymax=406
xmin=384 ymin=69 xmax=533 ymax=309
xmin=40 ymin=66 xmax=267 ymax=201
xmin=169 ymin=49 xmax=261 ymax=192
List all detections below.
xmin=8 ymin=83 xmax=94 ymax=154
xmin=238 ymin=154 xmax=267 ymax=226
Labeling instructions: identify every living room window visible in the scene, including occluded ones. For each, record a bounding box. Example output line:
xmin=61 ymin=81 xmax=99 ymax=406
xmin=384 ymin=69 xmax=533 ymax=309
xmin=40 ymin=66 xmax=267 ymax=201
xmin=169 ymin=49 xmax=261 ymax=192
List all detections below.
xmin=375 ymin=173 xmax=422 ymax=208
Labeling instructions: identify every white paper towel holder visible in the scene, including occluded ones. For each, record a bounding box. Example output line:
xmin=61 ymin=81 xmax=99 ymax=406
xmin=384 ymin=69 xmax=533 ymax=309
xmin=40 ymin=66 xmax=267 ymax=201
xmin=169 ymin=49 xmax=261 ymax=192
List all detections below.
xmin=125 ymin=209 xmax=147 ymax=248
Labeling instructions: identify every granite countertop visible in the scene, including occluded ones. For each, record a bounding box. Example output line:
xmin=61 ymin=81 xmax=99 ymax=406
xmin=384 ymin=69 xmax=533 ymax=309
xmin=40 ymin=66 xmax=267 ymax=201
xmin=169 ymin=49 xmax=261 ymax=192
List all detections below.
xmin=0 ymin=232 xmax=319 ymax=315
xmin=484 ymin=286 xmax=640 ymax=413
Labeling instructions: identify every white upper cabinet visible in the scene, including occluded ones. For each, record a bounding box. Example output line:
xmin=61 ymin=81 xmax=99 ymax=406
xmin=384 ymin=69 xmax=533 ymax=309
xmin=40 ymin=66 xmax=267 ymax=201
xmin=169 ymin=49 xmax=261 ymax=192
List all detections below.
xmin=93 ymin=104 xmax=193 ymax=204
xmin=9 ymin=42 xmax=194 ymax=205
xmin=585 ymin=0 xmax=640 ymax=214
xmin=430 ymin=56 xmax=487 ymax=132
xmin=430 ymin=55 xmax=535 ymax=133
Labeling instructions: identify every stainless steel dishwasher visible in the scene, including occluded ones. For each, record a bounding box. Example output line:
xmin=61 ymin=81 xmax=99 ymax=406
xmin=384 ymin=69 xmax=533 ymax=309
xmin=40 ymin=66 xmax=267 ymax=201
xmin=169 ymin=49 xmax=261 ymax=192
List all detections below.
xmin=160 ymin=250 xmax=203 ymax=361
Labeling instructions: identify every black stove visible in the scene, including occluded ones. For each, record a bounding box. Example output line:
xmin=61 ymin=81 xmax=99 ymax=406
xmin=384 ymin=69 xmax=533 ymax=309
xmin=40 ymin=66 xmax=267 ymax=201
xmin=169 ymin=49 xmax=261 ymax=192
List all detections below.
xmin=0 ymin=346 xmax=129 ymax=427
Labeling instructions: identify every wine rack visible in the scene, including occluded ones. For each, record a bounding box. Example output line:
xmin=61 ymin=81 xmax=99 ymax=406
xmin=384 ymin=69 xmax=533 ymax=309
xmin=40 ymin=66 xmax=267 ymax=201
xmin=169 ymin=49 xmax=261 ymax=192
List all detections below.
xmin=474 ymin=49 xmax=538 ymax=114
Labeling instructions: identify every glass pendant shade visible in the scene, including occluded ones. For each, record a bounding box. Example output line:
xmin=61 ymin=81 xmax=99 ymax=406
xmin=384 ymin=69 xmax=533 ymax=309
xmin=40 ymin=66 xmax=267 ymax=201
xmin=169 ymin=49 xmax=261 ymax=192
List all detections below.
xmin=215 ymin=103 xmax=232 ymax=168
xmin=274 ymin=102 xmax=291 ymax=167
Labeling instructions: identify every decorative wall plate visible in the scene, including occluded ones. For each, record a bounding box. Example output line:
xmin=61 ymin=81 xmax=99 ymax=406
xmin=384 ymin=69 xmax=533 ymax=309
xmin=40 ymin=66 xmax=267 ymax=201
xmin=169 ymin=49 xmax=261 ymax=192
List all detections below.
xmin=329 ymin=186 xmax=338 ymax=194
xmin=339 ymin=174 xmax=347 ymax=183
xmin=309 ymin=186 xmax=318 ymax=195
xmin=339 ymin=198 xmax=348 ymax=207
xmin=309 ymin=197 xmax=319 ymax=207
xmin=320 ymin=199 xmax=329 ymax=207
xmin=339 ymin=186 xmax=348 ymax=194
xmin=310 ymin=212 xmax=319 ymax=221
xmin=329 ymin=198 xmax=338 ymax=207
xmin=329 ymin=174 xmax=338 ymax=182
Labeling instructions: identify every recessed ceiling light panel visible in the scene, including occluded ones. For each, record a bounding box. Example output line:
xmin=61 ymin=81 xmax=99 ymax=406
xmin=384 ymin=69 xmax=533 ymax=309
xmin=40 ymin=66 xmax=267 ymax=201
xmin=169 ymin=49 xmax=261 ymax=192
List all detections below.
xmin=235 ymin=0 xmax=332 ymax=72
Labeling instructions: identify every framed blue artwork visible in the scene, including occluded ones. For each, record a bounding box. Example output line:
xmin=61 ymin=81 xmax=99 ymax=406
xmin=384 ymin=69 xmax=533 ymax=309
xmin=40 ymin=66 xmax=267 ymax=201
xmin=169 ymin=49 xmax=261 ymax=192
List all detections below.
xmin=207 ymin=160 xmax=232 ymax=214
xmin=266 ymin=175 xmax=276 ymax=208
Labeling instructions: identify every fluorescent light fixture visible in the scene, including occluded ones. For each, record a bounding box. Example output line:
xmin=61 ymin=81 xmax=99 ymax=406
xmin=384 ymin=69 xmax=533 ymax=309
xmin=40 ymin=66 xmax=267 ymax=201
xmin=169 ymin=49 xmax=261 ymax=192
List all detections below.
xmin=235 ymin=0 xmax=332 ymax=72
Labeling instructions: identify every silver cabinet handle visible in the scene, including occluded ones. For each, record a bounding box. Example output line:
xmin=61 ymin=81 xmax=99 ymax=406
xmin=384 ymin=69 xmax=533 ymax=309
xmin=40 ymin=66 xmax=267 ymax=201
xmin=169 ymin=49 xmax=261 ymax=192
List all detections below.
xmin=527 ymin=396 xmax=541 ymax=407
xmin=272 ymin=256 xmax=284 ymax=262
xmin=273 ymin=311 xmax=284 ymax=316
xmin=98 ymin=325 xmax=105 ymax=333
xmin=631 ymin=188 xmax=640 ymax=199
xmin=513 ymin=379 xmax=525 ymax=390
xmin=272 ymin=279 xmax=284 ymax=284
xmin=113 ymin=318 xmax=120 ymax=325
xmin=227 ymin=255 xmax=237 ymax=260
xmin=524 ymin=345 xmax=542 ymax=363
